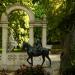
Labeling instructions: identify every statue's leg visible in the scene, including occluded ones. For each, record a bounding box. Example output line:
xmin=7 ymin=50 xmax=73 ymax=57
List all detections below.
xmin=31 ymin=57 xmax=33 ymax=66
xmin=41 ymin=56 xmax=45 ymax=66
xmin=27 ymin=56 xmax=32 ymax=65
xmin=46 ymin=55 xmax=51 ymax=67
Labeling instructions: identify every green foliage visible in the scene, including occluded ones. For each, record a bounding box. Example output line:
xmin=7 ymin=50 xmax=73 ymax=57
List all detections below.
xmin=33 ymin=4 xmax=45 ymax=19
xmin=32 ymin=0 xmax=75 ymax=45
xmin=32 ymin=0 xmax=67 ymax=44
xmin=34 ymin=27 xmax=42 ymax=40
xmin=47 ymin=0 xmax=67 ymax=43
xmin=8 ymin=10 xmax=29 ymax=47
xmin=32 ymin=0 xmax=75 ymax=74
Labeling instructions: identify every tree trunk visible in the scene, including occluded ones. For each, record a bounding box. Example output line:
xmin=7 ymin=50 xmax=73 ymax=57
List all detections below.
xmin=60 ymin=32 xmax=73 ymax=75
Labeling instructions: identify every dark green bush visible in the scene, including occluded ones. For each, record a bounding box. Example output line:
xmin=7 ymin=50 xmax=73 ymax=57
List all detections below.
xmin=60 ymin=65 xmax=75 ymax=75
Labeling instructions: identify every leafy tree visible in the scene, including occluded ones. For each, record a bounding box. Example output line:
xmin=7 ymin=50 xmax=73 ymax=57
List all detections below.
xmin=32 ymin=0 xmax=75 ymax=74
xmin=32 ymin=0 xmax=66 ymax=44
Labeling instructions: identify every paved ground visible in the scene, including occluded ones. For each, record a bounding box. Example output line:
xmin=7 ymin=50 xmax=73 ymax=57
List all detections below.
xmin=45 ymin=54 xmax=60 ymax=75
xmin=0 ymin=54 xmax=60 ymax=75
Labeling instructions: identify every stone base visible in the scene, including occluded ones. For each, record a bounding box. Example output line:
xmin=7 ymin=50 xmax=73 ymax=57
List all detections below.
xmin=0 ymin=54 xmax=60 ymax=75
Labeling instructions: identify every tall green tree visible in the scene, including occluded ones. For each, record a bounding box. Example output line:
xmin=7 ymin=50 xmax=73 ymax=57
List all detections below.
xmin=32 ymin=0 xmax=66 ymax=44
xmin=32 ymin=0 xmax=75 ymax=74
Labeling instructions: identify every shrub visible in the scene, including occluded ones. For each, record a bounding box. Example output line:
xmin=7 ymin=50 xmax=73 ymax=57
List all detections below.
xmin=15 ymin=64 xmax=50 ymax=75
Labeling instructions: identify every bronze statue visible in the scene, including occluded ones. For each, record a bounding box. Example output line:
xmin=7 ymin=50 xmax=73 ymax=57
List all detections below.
xmin=22 ymin=40 xmax=51 ymax=67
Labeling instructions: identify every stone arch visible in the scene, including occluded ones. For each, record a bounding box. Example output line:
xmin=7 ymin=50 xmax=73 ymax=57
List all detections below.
xmin=1 ymin=3 xmax=35 ymax=50
xmin=1 ymin=3 xmax=35 ymax=68
xmin=6 ymin=4 xmax=35 ymax=22
xmin=0 ymin=3 xmax=53 ymax=70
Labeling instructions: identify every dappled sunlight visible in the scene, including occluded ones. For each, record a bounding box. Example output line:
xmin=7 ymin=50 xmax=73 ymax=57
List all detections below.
xmin=8 ymin=10 xmax=30 ymax=52
xmin=24 ymin=36 xmax=29 ymax=42
xmin=55 ymin=3 xmax=62 ymax=10
xmin=51 ymin=0 xmax=65 ymax=15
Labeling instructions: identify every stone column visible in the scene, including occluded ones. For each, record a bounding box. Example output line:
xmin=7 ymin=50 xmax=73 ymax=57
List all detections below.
xmin=42 ymin=23 xmax=47 ymax=47
xmin=42 ymin=23 xmax=52 ymax=49
xmin=1 ymin=13 xmax=8 ymax=69
xmin=29 ymin=24 xmax=34 ymax=46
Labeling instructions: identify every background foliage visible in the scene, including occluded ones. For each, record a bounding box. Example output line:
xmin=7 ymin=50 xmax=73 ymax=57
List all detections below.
xmin=32 ymin=0 xmax=75 ymax=74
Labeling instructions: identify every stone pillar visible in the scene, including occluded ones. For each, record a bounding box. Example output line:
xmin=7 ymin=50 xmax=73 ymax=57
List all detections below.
xmin=42 ymin=24 xmax=47 ymax=47
xmin=29 ymin=24 xmax=34 ymax=46
xmin=1 ymin=13 xmax=8 ymax=69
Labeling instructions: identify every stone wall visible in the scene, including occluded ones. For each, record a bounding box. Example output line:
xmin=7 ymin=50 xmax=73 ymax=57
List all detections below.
xmin=0 ymin=53 xmax=60 ymax=75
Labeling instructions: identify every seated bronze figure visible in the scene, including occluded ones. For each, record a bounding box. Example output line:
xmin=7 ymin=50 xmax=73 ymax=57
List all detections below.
xmin=22 ymin=39 xmax=51 ymax=67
